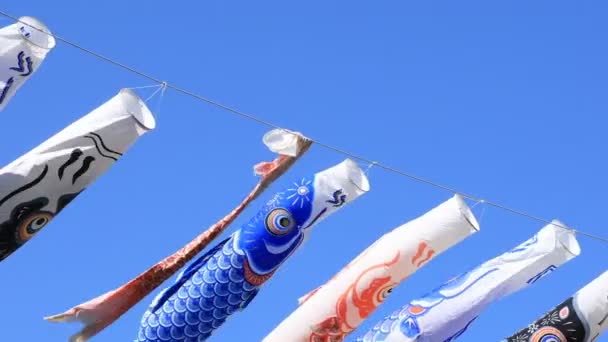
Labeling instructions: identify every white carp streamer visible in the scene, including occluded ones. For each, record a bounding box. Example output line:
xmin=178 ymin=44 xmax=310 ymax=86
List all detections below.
xmin=263 ymin=194 xmax=480 ymax=342
xmin=0 ymin=89 xmax=155 ymax=261
xmin=0 ymin=16 xmax=55 ymax=111
xmin=357 ymin=220 xmax=581 ymax=342
xmin=504 ymin=269 xmax=608 ymax=342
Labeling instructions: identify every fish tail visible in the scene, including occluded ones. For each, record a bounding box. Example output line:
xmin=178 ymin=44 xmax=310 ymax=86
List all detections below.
xmin=67 ymin=323 xmax=104 ymax=342
xmin=45 ymin=307 xmax=107 ymax=342
xmin=44 ymin=307 xmax=82 ymax=323
xmin=44 ymin=307 xmax=99 ymax=341
xmin=45 ymin=290 xmax=125 ymax=340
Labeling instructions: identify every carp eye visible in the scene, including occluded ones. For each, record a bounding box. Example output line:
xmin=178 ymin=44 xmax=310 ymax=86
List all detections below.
xmin=15 ymin=211 xmax=53 ymax=244
xmin=376 ymin=284 xmax=397 ymax=303
xmin=265 ymin=208 xmax=295 ymax=236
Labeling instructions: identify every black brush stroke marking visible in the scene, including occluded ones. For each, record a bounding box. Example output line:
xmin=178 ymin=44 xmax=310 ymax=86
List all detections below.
xmin=0 ymin=165 xmax=49 ymax=208
xmin=598 ymin=302 xmax=608 ymax=325
xmin=88 ymin=132 xmax=122 ymax=157
xmin=0 ymin=77 xmax=15 ymax=104
xmin=304 ymin=207 xmax=327 ymax=229
xmin=9 ymin=51 xmax=25 ymax=72
xmin=72 ymin=156 xmax=95 ymax=184
xmin=58 ymin=149 xmax=83 ymax=180
xmin=22 ymin=57 xmax=33 ymax=77
xmin=56 ymin=192 xmax=82 ymax=212
xmin=10 ymin=52 xmax=34 ymax=77
xmin=326 ymin=189 xmax=346 ymax=207
xmin=83 ymin=135 xmax=118 ymax=161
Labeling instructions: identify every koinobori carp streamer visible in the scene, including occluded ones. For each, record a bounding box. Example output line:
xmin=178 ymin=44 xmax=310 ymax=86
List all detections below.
xmin=357 ymin=220 xmax=581 ymax=342
xmin=504 ymin=269 xmax=608 ymax=342
xmin=45 ymin=129 xmax=314 ymax=341
xmin=0 ymin=88 xmax=155 ymax=261
xmin=264 ymin=194 xmax=480 ymax=342
xmin=0 ymin=16 xmax=55 ymax=111
xmin=135 ymin=158 xmax=369 ymax=341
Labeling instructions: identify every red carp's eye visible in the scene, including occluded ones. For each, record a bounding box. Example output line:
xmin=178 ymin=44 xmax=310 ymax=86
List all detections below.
xmin=15 ymin=211 xmax=53 ymax=244
xmin=375 ymin=284 xmax=397 ymax=303
xmin=265 ymin=208 xmax=295 ymax=236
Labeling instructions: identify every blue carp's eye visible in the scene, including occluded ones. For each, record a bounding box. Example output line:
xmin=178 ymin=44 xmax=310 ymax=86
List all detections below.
xmin=265 ymin=208 xmax=295 ymax=236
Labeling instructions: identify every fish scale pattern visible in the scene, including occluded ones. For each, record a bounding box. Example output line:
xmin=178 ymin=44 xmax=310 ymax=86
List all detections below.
xmin=137 ymin=238 xmax=258 ymax=342
xmin=357 ymin=307 xmax=404 ymax=342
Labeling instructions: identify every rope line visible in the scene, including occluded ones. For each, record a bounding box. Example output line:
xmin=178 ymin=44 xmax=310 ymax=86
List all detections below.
xmin=3 ymin=9 xmax=607 ymax=244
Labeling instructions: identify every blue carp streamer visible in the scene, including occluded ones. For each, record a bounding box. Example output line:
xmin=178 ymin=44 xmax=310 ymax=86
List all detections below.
xmin=137 ymin=159 xmax=369 ymax=341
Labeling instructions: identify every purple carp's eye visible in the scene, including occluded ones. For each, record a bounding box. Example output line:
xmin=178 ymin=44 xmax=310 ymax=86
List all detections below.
xmin=265 ymin=208 xmax=295 ymax=236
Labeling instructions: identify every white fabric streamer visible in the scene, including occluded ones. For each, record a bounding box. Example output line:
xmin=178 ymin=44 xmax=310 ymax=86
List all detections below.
xmin=0 ymin=89 xmax=155 ymax=261
xmin=357 ymin=220 xmax=581 ymax=342
xmin=264 ymin=195 xmax=480 ymax=342
xmin=0 ymin=16 xmax=55 ymax=111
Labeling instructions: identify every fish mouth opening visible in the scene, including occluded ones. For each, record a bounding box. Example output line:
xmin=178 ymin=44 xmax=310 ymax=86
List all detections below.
xmin=301 ymin=159 xmax=370 ymax=230
xmin=343 ymin=159 xmax=370 ymax=193
xmin=118 ymin=88 xmax=157 ymax=130
xmin=453 ymin=194 xmax=480 ymax=232
xmin=17 ymin=16 xmax=56 ymax=50
xmin=551 ymin=219 xmax=581 ymax=257
xmin=262 ymin=129 xmax=303 ymax=157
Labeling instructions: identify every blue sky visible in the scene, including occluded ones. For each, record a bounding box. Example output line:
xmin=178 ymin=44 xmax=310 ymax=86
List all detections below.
xmin=1 ymin=1 xmax=607 ymax=341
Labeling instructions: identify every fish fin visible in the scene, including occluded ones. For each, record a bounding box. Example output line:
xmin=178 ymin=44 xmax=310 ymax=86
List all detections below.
xmin=239 ymin=289 xmax=259 ymax=311
xmin=149 ymin=237 xmax=231 ymax=313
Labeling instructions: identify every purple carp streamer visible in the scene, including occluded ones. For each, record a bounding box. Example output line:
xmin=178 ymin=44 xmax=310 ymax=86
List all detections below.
xmin=0 ymin=16 xmax=55 ymax=111
xmin=357 ymin=220 xmax=581 ymax=342
xmin=45 ymin=129 xmax=314 ymax=341
xmin=263 ymin=194 xmax=479 ymax=342
xmin=504 ymin=270 xmax=608 ymax=342
xmin=0 ymin=89 xmax=154 ymax=261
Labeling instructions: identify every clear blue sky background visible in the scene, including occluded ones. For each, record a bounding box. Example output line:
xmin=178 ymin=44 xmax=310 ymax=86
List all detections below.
xmin=0 ymin=1 xmax=607 ymax=341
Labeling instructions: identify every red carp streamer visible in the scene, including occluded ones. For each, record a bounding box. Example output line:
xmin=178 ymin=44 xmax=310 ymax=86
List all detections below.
xmin=45 ymin=130 xmax=312 ymax=342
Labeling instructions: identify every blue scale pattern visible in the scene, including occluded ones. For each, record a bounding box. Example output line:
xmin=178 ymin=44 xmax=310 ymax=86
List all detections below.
xmin=136 ymin=237 xmax=258 ymax=342
xmin=356 ymin=307 xmax=404 ymax=342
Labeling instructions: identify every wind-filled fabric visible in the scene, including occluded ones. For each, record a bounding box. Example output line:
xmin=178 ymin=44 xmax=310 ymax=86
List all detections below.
xmin=136 ymin=158 xmax=370 ymax=341
xmin=504 ymin=269 xmax=608 ymax=342
xmin=357 ymin=220 xmax=581 ymax=342
xmin=44 ymin=129 xmax=313 ymax=342
xmin=0 ymin=16 xmax=55 ymax=112
xmin=0 ymin=89 xmax=154 ymax=260
xmin=264 ymin=194 xmax=480 ymax=342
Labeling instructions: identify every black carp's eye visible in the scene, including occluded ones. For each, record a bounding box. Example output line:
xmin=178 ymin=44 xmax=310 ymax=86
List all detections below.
xmin=15 ymin=211 xmax=53 ymax=244
xmin=265 ymin=208 xmax=295 ymax=236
